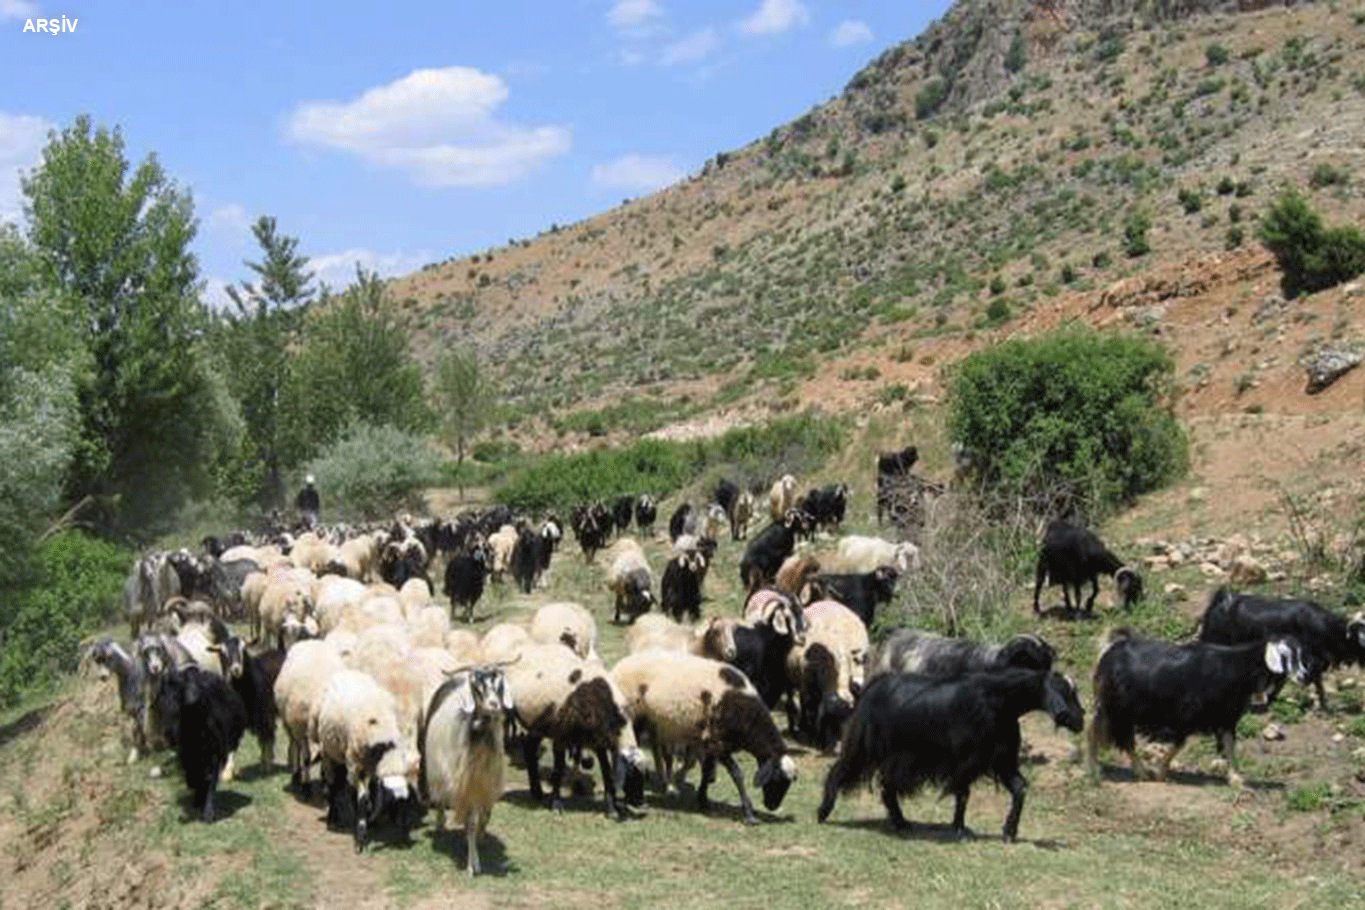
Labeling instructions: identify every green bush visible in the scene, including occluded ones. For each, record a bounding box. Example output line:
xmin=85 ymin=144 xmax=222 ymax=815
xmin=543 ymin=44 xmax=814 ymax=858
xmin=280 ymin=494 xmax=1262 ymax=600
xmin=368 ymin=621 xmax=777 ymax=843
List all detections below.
xmin=1206 ymin=43 xmax=1230 ymax=67
xmin=915 ymin=79 xmax=949 ymax=120
xmin=1258 ymin=190 xmax=1365 ymax=297
xmin=496 ymin=413 xmax=844 ymax=512
xmin=305 ymin=422 xmax=439 ymax=520
xmin=945 ymin=327 xmax=1188 ymax=516
xmin=1178 ymin=187 xmax=1203 ymax=214
xmin=0 ymin=531 xmax=130 ymax=707
xmin=1124 ymin=210 xmax=1152 ymax=257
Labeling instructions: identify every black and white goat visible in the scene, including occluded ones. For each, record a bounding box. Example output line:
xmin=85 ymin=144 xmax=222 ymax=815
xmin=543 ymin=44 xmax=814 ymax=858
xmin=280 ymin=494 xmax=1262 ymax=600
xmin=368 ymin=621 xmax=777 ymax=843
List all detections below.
xmin=869 ymin=630 xmax=1055 ymax=680
xmin=1197 ymin=588 xmax=1365 ymax=711
xmin=210 ymin=636 xmax=284 ymax=773
xmin=1087 ymin=627 xmax=1310 ymax=787
xmin=817 ymin=668 xmax=1083 ymax=841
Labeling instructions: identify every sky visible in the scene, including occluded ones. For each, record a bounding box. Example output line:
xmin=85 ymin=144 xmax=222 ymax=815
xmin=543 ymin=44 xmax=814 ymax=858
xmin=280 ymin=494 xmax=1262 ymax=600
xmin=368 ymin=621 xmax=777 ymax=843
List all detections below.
xmin=0 ymin=1 xmax=952 ymax=306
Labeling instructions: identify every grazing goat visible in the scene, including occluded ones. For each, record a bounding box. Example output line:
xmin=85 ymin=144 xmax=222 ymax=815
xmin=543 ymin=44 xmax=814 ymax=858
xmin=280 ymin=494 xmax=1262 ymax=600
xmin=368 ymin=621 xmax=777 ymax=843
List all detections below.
xmin=419 ymin=665 xmax=514 ymax=875
xmin=800 ymin=484 xmax=849 ymax=534
xmin=1032 ymin=519 xmax=1141 ymax=615
xmin=1087 ymin=627 xmax=1309 ymax=788
xmin=869 ymin=630 xmax=1055 ymax=680
xmin=1197 ymin=588 xmax=1365 ymax=711
xmin=210 ymin=636 xmax=284 ymax=773
xmin=817 ymin=669 xmax=1084 ymax=841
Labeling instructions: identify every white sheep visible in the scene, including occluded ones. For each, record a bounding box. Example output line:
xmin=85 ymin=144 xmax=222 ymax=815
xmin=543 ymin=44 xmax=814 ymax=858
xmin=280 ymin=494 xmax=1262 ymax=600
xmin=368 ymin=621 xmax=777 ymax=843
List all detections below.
xmin=407 ymin=604 xmax=451 ymax=649
xmin=311 ymin=668 xmax=413 ymax=852
xmin=528 ymin=602 xmax=599 ymax=660
xmin=445 ymin=629 xmax=483 ymax=664
xmin=273 ymin=639 xmax=347 ymax=792
xmin=504 ymin=644 xmax=645 ymax=818
xmin=398 ymin=577 xmax=433 ymax=616
xmin=625 ymin=613 xmax=735 ymax=661
xmin=610 ymin=652 xmax=797 ymax=824
xmin=487 ymin=525 xmax=518 ymax=582
xmin=481 ymin=623 xmax=531 ymax=663
xmin=315 ymin=576 xmax=369 ymax=635
xmin=834 ymin=535 xmax=920 ymax=575
xmin=339 ymin=531 xmax=384 ymax=582
xmin=418 ymin=665 xmax=514 ymax=875
xmin=290 ymin=532 xmax=340 ymax=575
xmin=768 ymin=474 xmax=798 ymax=524
xmin=605 ymin=546 xmax=654 ymax=625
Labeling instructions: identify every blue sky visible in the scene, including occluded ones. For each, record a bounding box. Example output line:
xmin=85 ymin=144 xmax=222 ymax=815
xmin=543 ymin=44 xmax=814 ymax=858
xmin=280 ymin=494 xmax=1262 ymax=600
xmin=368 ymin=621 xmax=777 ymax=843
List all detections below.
xmin=0 ymin=1 xmax=951 ymax=305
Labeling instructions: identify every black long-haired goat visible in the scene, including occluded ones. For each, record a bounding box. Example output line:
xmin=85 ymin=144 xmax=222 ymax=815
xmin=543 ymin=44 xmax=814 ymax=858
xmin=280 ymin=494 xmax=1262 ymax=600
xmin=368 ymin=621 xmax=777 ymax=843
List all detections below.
xmin=817 ymin=668 xmax=1083 ymax=841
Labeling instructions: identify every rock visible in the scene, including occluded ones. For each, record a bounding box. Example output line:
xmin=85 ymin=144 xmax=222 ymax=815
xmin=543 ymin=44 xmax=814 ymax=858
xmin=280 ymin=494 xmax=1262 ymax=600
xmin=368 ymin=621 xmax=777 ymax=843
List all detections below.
xmin=1262 ymin=723 xmax=1285 ymax=741
xmin=1199 ymin=561 xmax=1226 ymax=579
xmin=1229 ymin=554 xmax=1268 ymax=586
xmin=1164 ymin=582 xmax=1188 ymax=601
xmin=1145 ymin=555 xmax=1170 ymax=571
xmin=1301 ymin=346 xmax=1363 ymax=394
xmin=1340 ymin=677 xmax=1357 ymax=691
xmin=1332 ymin=733 xmax=1346 ymax=744
xmin=1188 ymin=487 xmax=1207 ymax=504
xmin=1343 ymin=282 xmax=1361 ymax=298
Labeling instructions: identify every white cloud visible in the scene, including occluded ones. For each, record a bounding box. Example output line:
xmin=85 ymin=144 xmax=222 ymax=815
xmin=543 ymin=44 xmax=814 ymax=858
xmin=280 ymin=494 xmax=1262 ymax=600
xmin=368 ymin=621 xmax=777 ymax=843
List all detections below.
xmin=608 ymin=0 xmax=663 ymax=33
xmin=591 ymin=154 xmax=686 ymax=193
xmin=208 ymin=202 xmax=251 ymax=234
xmin=285 ymin=67 xmax=571 ymax=187
xmin=0 ymin=112 xmax=52 ymax=227
xmin=829 ymin=19 xmax=873 ymax=48
xmin=661 ymin=28 xmax=719 ymax=66
xmin=737 ymin=0 xmax=808 ymax=36
xmin=1 ymin=0 xmax=38 ymax=21
xmin=308 ymin=247 xmax=434 ymax=292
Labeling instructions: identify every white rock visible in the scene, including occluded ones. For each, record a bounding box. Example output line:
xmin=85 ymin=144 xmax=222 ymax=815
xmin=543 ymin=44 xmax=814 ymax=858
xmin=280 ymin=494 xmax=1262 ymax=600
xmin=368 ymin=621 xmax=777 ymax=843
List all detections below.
xmin=1262 ymin=723 xmax=1285 ymax=741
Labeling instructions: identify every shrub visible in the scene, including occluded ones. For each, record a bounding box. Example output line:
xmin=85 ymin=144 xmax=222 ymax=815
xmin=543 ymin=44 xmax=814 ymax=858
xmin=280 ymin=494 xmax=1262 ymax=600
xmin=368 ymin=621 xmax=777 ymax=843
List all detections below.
xmin=1005 ymin=33 xmax=1027 ymax=73
xmin=0 ymin=532 xmax=130 ymax=706
xmin=915 ymin=78 xmax=950 ymax=120
xmin=989 ymin=276 xmax=1007 ymax=295
xmin=1258 ymin=190 xmax=1365 ymax=297
xmin=1124 ymin=210 xmax=1152 ymax=257
xmin=985 ymin=299 xmax=1012 ymax=325
xmin=1309 ymin=162 xmax=1349 ymax=189
xmin=1206 ymin=43 xmax=1230 ymax=67
xmin=1178 ymin=187 xmax=1203 ymax=214
xmin=945 ymin=327 xmax=1188 ymax=516
xmin=305 ymin=422 xmax=439 ymax=521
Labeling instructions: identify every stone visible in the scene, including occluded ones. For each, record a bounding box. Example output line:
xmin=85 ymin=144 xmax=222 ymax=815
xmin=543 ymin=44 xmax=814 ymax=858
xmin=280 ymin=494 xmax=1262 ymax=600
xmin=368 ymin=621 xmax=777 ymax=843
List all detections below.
xmin=1229 ymin=554 xmax=1268 ymax=586
xmin=1164 ymin=583 xmax=1188 ymax=601
xmin=1145 ymin=555 xmax=1170 ymax=571
xmin=1301 ymin=346 xmax=1363 ymax=394
xmin=1199 ymin=561 xmax=1226 ymax=579
xmin=1262 ymin=723 xmax=1285 ymax=741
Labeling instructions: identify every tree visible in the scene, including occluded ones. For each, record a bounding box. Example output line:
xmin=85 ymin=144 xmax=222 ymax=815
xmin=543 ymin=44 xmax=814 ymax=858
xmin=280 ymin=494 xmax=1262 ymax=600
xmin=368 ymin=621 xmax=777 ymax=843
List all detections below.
xmin=282 ymin=267 xmax=431 ymax=465
xmin=220 ymin=216 xmax=315 ymax=507
xmin=1258 ymin=189 xmax=1365 ymax=298
xmin=437 ymin=349 xmax=493 ymax=491
xmin=21 ymin=115 xmax=221 ymax=535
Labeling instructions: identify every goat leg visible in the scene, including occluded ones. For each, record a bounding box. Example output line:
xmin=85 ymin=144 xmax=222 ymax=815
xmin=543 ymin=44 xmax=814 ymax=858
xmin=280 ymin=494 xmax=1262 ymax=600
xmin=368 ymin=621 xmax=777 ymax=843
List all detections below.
xmin=465 ymin=810 xmax=481 ymax=876
xmin=1154 ymin=741 xmax=1183 ymax=780
xmin=1219 ymin=731 xmax=1245 ymax=789
xmin=697 ymin=756 xmax=716 ymax=812
xmin=951 ymin=787 xmax=974 ymax=839
xmin=719 ymin=754 xmax=759 ymax=825
xmin=880 ymin=783 xmax=910 ymax=831
xmin=548 ymin=744 xmax=568 ymax=812
xmin=1001 ymin=773 xmax=1027 ymax=842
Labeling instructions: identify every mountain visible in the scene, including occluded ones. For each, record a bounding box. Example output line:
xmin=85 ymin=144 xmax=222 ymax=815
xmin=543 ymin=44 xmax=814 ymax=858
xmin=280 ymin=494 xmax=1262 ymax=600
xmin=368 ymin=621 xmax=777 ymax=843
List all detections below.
xmin=383 ymin=0 xmax=1362 ymax=445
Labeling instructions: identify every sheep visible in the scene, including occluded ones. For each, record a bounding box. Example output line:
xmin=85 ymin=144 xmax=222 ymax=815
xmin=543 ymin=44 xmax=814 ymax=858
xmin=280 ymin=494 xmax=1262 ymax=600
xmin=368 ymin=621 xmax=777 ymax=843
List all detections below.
xmin=444 ymin=537 xmax=492 ymax=624
xmin=625 ymin=614 xmax=735 ymax=660
xmin=768 ymin=474 xmax=798 ymax=524
xmin=504 ymin=644 xmax=646 ymax=818
xmin=209 ymin=636 xmax=284 ymax=772
xmin=1033 ymin=519 xmax=1142 ymax=616
xmin=729 ymin=491 xmax=754 ymax=541
xmin=150 ymin=662 xmax=247 ymax=822
xmin=311 ymin=669 xmax=414 ymax=852
xmin=89 ymin=640 xmax=150 ymax=764
xmin=408 ymin=604 xmax=453 ymax=649
xmin=660 ymin=548 xmax=706 ymax=623
xmin=633 ymin=495 xmax=658 ymax=535
xmin=1086 ymin=627 xmax=1309 ymax=788
xmin=258 ymin=571 xmax=318 ymax=648
xmin=339 ymin=531 xmax=383 ymax=582
xmin=487 ymin=525 xmax=518 ymax=583
xmin=273 ymin=639 xmax=348 ymax=793
xmin=869 ymin=630 xmax=1056 ymax=680
xmin=835 ymin=535 xmax=920 ymax=575
xmin=528 ymin=602 xmax=599 ymax=660
xmin=606 ymin=544 xmax=654 ymax=625
xmin=1196 ymin=588 xmax=1365 ymax=711
xmin=291 ymin=532 xmax=341 ymax=575
xmin=398 ymin=577 xmax=433 ymax=614
xmin=482 ymin=623 xmax=532 ymax=663
xmin=445 ymin=629 xmax=483 ymax=664
xmin=787 ymin=600 xmax=869 ymax=749
xmin=810 ymin=566 xmax=900 ymax=628
xmin=611 ymin=652 xmax=798 ymax=823
xmin=817 ymin=668 xmax=1084 ymax=841
xmin=418 ymin=665 xmax=515 ymax=875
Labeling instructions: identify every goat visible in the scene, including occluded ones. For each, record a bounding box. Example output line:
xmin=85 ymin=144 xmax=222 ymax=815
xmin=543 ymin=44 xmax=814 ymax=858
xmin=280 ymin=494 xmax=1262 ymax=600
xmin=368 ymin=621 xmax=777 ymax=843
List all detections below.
xmin=869 ymin=630 xmax=1055 ymax=680
xmin=810 ymin=566 xmax=899 ymax=627
xmin=817 ymin=668 xmax=1083 ymax=841
xmin=1087 ymin=627 xmax=1310 ymax=788
xmin=1033 ymin=519 xmax=1141 ymax=615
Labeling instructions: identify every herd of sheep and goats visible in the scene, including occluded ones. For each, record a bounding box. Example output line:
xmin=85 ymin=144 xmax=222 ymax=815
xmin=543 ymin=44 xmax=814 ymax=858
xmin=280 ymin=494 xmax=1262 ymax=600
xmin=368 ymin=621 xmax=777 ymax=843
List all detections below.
xmin=86 ymin=445 xmax=1365 ymax=874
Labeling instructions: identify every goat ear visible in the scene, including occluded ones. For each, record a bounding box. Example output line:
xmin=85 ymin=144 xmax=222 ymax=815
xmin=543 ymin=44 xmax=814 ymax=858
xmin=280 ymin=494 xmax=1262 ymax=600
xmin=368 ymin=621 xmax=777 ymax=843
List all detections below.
xmin=449 ymin=679 xmax=476 ymax=715
xmin=1264 ymin=640 xmax=1294 ymax=675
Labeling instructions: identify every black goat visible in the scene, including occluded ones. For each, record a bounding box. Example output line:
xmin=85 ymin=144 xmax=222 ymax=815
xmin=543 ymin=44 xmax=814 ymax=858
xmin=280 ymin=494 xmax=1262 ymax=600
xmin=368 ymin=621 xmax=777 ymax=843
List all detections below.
xmin=152 ymin=664 xmax=247 ymax=822
xmin=633 ymin=495 xmax=657 ymax=534
xmin=1087 ymin=627 xmax=1309 ymax=787
xmin=612 ymin=495 xmax=636 ymax=534
xmin=211 ymin=636 xmax=283 ymax=774
xmin=870 ymin=630 xmax=1055 ymax=679
xmin=444 ymin=538 xmax=491 ymax=623
xmin=510 ymin=525 xmax=546 ymax=594
xmin=739 ymin=510 xmax=811 ymax=593
xmin=571 ymin=502 xmax=612 ymax=562
xmin=875 ymin=446 xmax=918 ymax=525
xmin=801 ymin=484 xmax=849 ymax=533
xmin=661 ymin=549 xmax=706 ymax=622
xmin=1197 ymin=588 xmax=1365 ymax=710
xmin=729 ymin=599 xmax=805 ymax=711
xmin=1032 ymin=519 xmax=1141 ymax=615
xmin=811 ymin=566 xmax=899 ymax=627
xmin=817 ymin=669 xmax=1083 ymax=841
xmin=668 ymin=502 xmax=693 ymax=544
xmin=714 ymin=479 xmax=740 ymax=514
